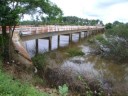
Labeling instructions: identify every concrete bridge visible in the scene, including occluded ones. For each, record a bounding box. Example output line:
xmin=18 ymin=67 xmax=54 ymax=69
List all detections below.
xmin=11 ymin=25 xmax=104 ymax=67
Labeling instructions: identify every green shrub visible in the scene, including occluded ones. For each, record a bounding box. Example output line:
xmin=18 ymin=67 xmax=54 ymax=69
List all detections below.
xmin=96 ymin=23 xmax=128 ymax=62
xmin=58 ymin=84 xmax=68 ymax=96
xmin=32 ymin=54 xmax=47 ymax=70
xmin=67 ymin=48 xmax=84 ymax=57
xmin=0 ymin=70 xmax=48 ymax=96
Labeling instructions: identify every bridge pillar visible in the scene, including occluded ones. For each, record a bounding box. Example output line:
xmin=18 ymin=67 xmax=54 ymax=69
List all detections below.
xmin=92 ymin=30 xmax=94 ymax=35
xmin=79 ymin=32 xmax=81 ymax=40
xmin=87 ymin=31 xmax=89 ymax=37
xmin=84 ymin=31 xmax=87 ymax=37
xmin=58 ymin=35 xmax=60 ymax=48
xmin=90 ymin=31 xmax=93 ymax=36
xmin=36 ymin=39 xmax=38 ymax=55
xmin=69 ymin=34 xmax=72 ymax=42
xmin=49 ymin=37 xmax=52 ymax=51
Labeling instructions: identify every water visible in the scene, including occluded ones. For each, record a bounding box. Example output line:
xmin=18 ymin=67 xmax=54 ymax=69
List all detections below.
xmin=61 ymin=49 xmax=128 ymax=95
xmin=24 ymin=33 xmax=128 ymax=95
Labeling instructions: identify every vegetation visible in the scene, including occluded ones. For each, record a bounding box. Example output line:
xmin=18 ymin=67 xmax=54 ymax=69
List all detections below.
xmin=20 ymin=16 xmax=103 ymax=25
xmin=32 ymin=54 xmax=47 ymax=70
xmin=67 ymin=47 xmax=85 ymax=57
xmin=95 ymin=21 xmax=128 ymax=62
xmin=0 ymin=0 xmax=62 ymax=61
xmin=0 ymin=59 xmax=48 ymax=96
xmin=58 ymin=84 xmax=69 ymax=96
xmin=78 ymin=75 xmax=104 ymax=96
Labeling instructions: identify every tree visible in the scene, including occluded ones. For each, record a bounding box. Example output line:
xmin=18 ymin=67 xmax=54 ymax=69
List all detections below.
xmin=46 ymin=3 xmax=63 ymax=24
xmin=0 ymin=0 xmax=62 ymax=61
xmin=105 ymin=23 xmax=112 ymax=29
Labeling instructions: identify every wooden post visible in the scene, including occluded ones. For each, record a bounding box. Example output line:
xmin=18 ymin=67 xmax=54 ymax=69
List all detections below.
xmin=36 ymin=39 xmax=38 ymax=55
xmin=58 ymin=35 xmax=60 ymax=48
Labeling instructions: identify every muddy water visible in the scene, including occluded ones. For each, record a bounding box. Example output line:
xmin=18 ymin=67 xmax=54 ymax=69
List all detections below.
xmin=62 ymin=46 xmax=128 ymax=95
xmin=24 ymin=33 xmax=128 ymax=95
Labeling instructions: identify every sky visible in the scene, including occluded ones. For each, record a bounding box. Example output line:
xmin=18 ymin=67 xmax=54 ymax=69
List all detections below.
xmin=50 ymin=0 xmax=128 ymax=24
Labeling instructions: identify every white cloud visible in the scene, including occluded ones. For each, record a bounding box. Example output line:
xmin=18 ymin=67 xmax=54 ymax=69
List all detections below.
xmin=50 ymin=0 xmax=128 ymax=24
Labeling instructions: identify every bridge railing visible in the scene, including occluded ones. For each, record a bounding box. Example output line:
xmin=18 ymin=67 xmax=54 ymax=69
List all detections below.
xmin=19 ymin=25 xmax=104 ymax=35
xmin=0 ymin=25 xmax=104 ymax=35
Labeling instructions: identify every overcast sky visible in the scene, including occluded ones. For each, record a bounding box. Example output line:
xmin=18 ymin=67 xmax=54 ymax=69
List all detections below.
xmin=50 ymin=0 xmax=128 ymax=24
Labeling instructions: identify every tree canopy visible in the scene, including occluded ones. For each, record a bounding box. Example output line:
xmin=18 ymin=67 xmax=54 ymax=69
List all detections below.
xmin=0 ymin=0 xmax=63 ymax=61
xmin=21 ymin=16 xmax=103 ymax=25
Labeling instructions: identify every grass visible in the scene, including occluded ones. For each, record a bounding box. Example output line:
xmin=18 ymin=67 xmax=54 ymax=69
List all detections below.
xmin=67 ymin=47 xmax=85 ymax=57
xmin=0 ymin=71 xmax=49 ymax=96
xmin=0 ymin=69 xmax=49 ymax=96
xmin=0 ymin=58 xmax=49 ymax=96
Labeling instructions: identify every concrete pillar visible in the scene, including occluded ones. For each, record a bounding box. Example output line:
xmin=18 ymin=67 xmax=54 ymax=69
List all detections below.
xmin=84 ymin=32 xmax=86 ymax=37
xmin=69 ymin=34 xmax=72 ymax=42
xmin=58 ymin=35 xmax=60 ymax=48
xmin=90 ymin=31 xmax=92 ymax=35
xmin=92 ymin=31 xmax=94 ymax=35
xmin=49 ymin=37 xmax=52 ymax=51
xmin=79 ymin=32 xmax=81 ymax=40
xmin=87 ymin=31 xmax=90 ymax=37
xmin=84 ymin=31 xmax=86 ymax=37
xmin=36 ymin=39 xmax=38 ymax=55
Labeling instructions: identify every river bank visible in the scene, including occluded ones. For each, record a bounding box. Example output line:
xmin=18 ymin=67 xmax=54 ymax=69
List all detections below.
xmin=1 ymin=33 xmax=127 ymax=96
xmin=30 ymin=36 xmax=128 ymax=96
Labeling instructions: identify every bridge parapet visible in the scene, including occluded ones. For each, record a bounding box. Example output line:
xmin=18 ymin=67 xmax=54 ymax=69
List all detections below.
xmin=16 ymin=25 xmax=104 ymax=36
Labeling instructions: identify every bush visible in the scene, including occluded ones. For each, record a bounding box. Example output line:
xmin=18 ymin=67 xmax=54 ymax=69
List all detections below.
xmin=0 ymin=70 xmax=48 ymax=96
xmin=67 ymin=48 xmax=84 ymax=57
xmin=32 ymin=54 xmax=47 ymax=70
xmin=96 ymin=23 xmax=128 ymax=62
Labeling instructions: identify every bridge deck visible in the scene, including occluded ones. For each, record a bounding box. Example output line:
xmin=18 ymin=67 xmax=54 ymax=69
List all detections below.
xmin=18 ymin=25 xmax=104 ymax=41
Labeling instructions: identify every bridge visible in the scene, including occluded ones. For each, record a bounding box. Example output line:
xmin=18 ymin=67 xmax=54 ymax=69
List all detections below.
xmin=11 ymin=25 xmax=104 ymax=67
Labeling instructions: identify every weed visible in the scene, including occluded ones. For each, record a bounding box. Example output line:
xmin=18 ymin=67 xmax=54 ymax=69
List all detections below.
xmin=58 ymin=84 xmax=69 ymax=96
